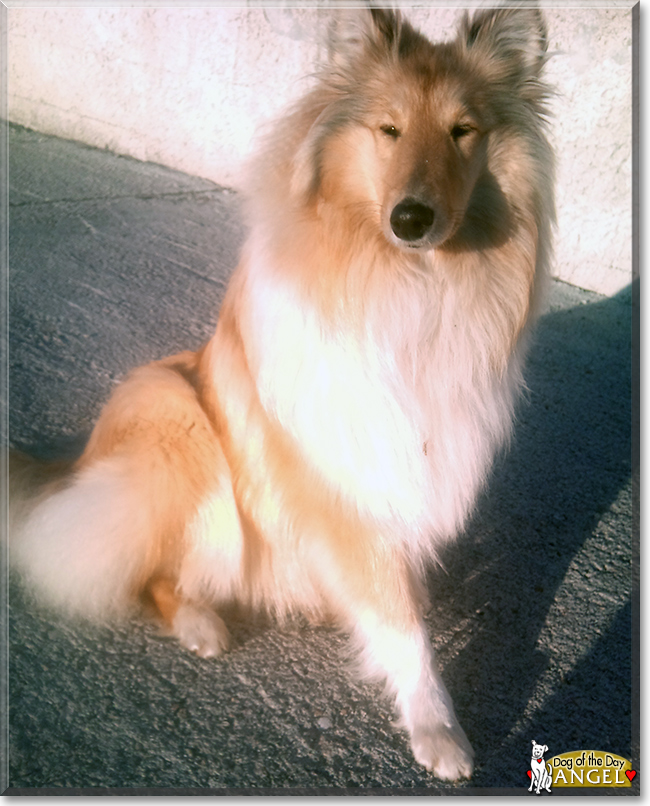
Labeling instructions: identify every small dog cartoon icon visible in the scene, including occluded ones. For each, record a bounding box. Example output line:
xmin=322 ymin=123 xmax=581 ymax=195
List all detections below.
xmin=529 ymin=740 xmax=553 ymax=794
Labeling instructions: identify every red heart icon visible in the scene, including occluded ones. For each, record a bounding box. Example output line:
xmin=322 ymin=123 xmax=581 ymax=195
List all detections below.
xmin=626 ymin=770 xmax=636 ymax=782
xmin=527 ymin=771 xmax=532 ymax=779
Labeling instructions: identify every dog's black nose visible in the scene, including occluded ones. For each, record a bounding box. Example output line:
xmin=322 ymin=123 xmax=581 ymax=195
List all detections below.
xmin=390 ymin=199 xmax=435 ymax=242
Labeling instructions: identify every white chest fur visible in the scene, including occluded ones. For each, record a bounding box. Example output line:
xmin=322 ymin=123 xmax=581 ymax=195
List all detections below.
xmin=238 ymin=244 xmax=525 ymax=553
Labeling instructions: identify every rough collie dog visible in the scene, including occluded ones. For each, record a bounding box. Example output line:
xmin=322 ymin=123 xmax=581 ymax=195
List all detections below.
xmin=10 ymin=6 xmax=554 ymax=781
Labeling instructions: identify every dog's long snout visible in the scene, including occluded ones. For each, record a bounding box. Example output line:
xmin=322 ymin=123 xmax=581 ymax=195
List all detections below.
xmin=390 ymin=198 xmax=435 ymax=242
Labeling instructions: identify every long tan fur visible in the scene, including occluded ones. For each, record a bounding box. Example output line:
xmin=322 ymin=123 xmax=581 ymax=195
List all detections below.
xmin=10 ymin=7 xmax=554 ymax=780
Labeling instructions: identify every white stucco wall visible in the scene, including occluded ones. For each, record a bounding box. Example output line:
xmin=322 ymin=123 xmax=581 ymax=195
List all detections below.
xmin=8 ymin=3 xmax=634 ymax=296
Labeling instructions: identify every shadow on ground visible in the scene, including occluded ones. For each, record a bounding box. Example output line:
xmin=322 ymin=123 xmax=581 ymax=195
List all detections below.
xmin=429 ymin=284 xmax=634 ymax=787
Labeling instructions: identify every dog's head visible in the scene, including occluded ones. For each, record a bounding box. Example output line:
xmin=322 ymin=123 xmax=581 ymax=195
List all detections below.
xmin=292 ymin=7 xmax=551 ymax=254
xmin=531 ymin=740 xmax=548 ymax=759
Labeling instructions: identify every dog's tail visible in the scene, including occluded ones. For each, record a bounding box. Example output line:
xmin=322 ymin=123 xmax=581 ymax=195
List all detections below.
xmin=8 ymin=449 xmax=160 ymax=619
xmin=9 ymin=354 xmax=222 ymax=622
xmin=9 ymin=355 xmax=228 ymax=622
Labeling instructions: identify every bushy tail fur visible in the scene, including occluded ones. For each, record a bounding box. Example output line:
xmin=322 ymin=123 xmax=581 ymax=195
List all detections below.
xmin=9 ymin=353 xmax=226 ymax=622
xmin=9 ymin=450 xmax=156 ymax=619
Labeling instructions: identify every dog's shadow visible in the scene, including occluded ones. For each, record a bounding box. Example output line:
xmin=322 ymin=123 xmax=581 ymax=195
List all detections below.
xmin=430 ymin=281 xmax=635 ymax=786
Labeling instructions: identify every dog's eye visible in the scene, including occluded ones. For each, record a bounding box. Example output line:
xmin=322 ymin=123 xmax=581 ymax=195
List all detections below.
xmin=380 ymin=124 xmax=401 ymax=139
xmin=451 ymin=123 xmax=474 ymax=141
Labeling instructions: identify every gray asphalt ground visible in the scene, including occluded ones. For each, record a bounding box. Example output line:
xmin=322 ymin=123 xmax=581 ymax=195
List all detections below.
xmin=6 ymin=123 xmax=638 ymax=793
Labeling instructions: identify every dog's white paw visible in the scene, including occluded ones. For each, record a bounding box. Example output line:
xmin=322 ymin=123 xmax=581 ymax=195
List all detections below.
xmin=172 ymin=603 xmax=230 ymax=658
xmin=410 ymin=722 xmax=474 ymax=781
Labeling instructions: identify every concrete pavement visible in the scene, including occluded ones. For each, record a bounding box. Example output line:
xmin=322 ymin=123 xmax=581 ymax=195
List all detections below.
xmin=6 ymin=123 xmax=638 ymax=793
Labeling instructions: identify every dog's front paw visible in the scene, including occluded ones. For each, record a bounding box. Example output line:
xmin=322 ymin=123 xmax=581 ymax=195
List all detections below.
xmin=172 ymin=603 xmax=230 ymax=658
xmin=411 ymin=722 xmax=474 ymax=781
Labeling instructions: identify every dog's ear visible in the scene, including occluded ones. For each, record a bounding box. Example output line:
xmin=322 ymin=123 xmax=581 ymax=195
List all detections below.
xmin=290 ymin=7 xmax=402 ymax=200
xmin=327 ymin=7 xmax=402 ymax=70
xmin=543 ymin=745 xmax=548 ymax=753
xmin=459 ymin=7 xmax=548 ymax=80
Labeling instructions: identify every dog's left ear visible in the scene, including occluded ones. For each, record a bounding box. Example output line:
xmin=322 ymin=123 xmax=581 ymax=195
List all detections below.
xmin=459 ymin=7 xmax=548 ymax=80
xmin=327 ymin=7 xmax=401 ymax=71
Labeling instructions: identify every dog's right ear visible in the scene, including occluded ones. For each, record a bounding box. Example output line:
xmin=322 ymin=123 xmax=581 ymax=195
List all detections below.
xmin=327 ymin=7 xmax=401 ymax=71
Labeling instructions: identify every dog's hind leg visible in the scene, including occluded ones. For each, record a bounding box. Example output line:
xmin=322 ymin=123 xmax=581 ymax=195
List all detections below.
xmin=143 ymin=576 xmax=230 ymax=658
xmin=10 ymin=351 xmax=243 ymax=652
xmin=151 ymin=470 xmax=247 ymax=658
